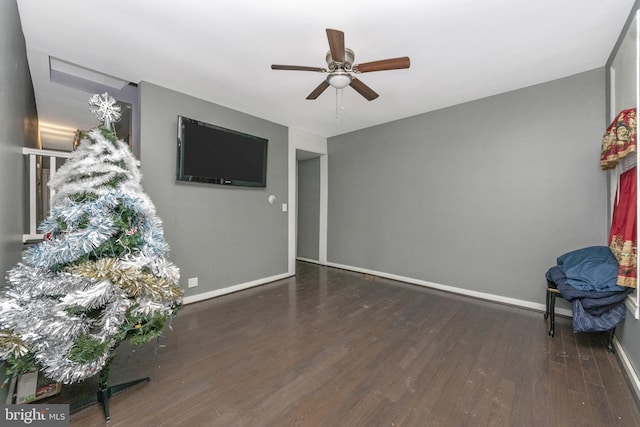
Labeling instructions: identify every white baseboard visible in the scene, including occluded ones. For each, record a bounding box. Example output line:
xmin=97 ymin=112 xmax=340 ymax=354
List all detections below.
xmin=296 ymin=257 xmax=322 ymax=265
xmin=182 ymin=272 xmax=292 ymax=305
xmin=325 ymin=261 xmax=573 ymax=317
xmin=182 ymin=261 xmax=573 ymax=317
xmin=614 ymin=336 xmax=640 ymax=403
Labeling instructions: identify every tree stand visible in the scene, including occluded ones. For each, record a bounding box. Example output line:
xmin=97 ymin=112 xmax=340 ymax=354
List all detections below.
xmin=97 ymin=377 xmax=150 ymax=422
xmin=67 ymin=353 xmax=150 ymax=422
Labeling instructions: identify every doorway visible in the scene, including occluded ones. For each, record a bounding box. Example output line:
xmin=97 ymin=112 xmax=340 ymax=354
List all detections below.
xmin=288 ymin=129 xmax=327 ymax=275
xmin=297 ymin=151 xmax=322 ymax=263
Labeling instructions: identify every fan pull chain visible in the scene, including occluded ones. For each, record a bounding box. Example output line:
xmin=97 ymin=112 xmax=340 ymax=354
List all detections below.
xmin=335 ymin=88 xmax=345 ymax=119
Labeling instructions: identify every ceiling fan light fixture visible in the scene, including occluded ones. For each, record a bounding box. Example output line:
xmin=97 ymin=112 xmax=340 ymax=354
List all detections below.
xmin=327 ymin=72 xmax=352 ymax=89
xmin=271 ymin=29 xmax=409 ymax=101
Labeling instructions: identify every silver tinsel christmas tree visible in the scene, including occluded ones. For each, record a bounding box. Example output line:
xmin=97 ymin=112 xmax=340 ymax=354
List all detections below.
xmin=0 ymin=93 xmax=183 ymax=385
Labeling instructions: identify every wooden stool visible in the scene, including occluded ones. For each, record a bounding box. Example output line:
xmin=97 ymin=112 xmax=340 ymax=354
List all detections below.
xmin=544 ymin=279 xmax=615 ymax=352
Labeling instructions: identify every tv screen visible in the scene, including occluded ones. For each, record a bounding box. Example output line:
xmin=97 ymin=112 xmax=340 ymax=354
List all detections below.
xmin=176 ymin=116 xmax=268 ymax=187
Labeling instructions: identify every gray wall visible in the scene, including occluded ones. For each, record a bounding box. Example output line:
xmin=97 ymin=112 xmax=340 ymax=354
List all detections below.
xmin=0 ymin=0 xmax=38 ymax=276
xmin=139 ymin=82 xmax=289 ymax=297
xmin=297 ymin=157 xmax=320 ymax=260
xmin=327 ymin=69 xmax=607 ymax=304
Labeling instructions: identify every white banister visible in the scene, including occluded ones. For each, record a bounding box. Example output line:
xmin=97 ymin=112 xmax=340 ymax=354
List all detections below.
xmin=22 ymin=148 xmax=73 ymax=243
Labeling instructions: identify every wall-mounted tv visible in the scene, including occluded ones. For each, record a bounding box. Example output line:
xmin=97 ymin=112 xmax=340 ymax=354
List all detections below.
xmin=177 ymin=116 xmax=268 ymax=187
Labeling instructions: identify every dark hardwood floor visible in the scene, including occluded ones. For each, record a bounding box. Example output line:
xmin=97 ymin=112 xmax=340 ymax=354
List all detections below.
xmin=52 ymin=261 xmax=640 ymax=426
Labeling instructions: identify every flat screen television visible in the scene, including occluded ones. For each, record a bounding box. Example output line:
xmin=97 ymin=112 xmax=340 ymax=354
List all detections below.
xmin=176 ymin=116 xmax=268 ymax=187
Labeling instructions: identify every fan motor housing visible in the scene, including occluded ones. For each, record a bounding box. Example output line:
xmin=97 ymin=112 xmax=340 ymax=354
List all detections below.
xmin=326 ymin=48 xmax=354 ymax=71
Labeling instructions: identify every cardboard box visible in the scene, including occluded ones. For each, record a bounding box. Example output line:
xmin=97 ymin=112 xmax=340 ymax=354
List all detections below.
xmin=15 ymin=369 xmax=61 ymax=404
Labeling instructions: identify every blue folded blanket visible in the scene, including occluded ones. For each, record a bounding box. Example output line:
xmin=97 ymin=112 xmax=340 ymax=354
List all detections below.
xmin=562 ymin=283 xmax=629 ymax=315
xmin=573 ymin=299 xmax=626 ymax=332
xmin=556 ymin=246 xmax=624 ymax=292
xmin=546 ymin=266 xmax=629 ymax=316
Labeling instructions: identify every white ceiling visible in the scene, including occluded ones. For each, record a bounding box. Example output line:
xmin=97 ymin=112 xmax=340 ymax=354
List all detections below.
xmin=16 ymin=0 xmax=636 ymax=151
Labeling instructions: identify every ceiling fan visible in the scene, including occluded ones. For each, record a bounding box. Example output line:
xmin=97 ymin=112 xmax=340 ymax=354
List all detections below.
xmin=271 ymin=28 xmax=410 ymax=101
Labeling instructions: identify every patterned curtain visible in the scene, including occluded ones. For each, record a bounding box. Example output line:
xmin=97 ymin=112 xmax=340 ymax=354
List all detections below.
xmin=601 ymin=108 xmax=637 ymax=169
xmin=609 ymin=166 xmax=637 ymax=288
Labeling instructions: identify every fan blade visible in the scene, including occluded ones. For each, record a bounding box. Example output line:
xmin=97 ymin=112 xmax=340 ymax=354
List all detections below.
xmin=306 ymin=80 xmax=330 ymax=100
xmin=353 ymin=57 xmax=410 ymax=73
xmin=271 ymin=64 xmax=326 ymax=72
xmin=350 ymin=78 xmax=379 ymax=101
xmin=326 ymin=29 xmax=345 ymax=63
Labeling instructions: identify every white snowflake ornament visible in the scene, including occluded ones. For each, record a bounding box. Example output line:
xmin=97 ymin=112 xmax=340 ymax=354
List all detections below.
xmin=88 ymin=92 xmax=121 ymax=130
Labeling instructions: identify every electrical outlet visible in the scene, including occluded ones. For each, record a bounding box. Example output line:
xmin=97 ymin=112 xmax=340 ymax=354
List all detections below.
xmin=187 ymin=277 xmax=198 ymax=288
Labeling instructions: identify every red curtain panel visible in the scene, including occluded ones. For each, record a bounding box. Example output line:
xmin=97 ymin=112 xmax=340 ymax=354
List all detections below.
xmin=609 ymin=166 xmax=637 ymax=288
xmin=601 ymin=108 xmax=637 ymax=170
